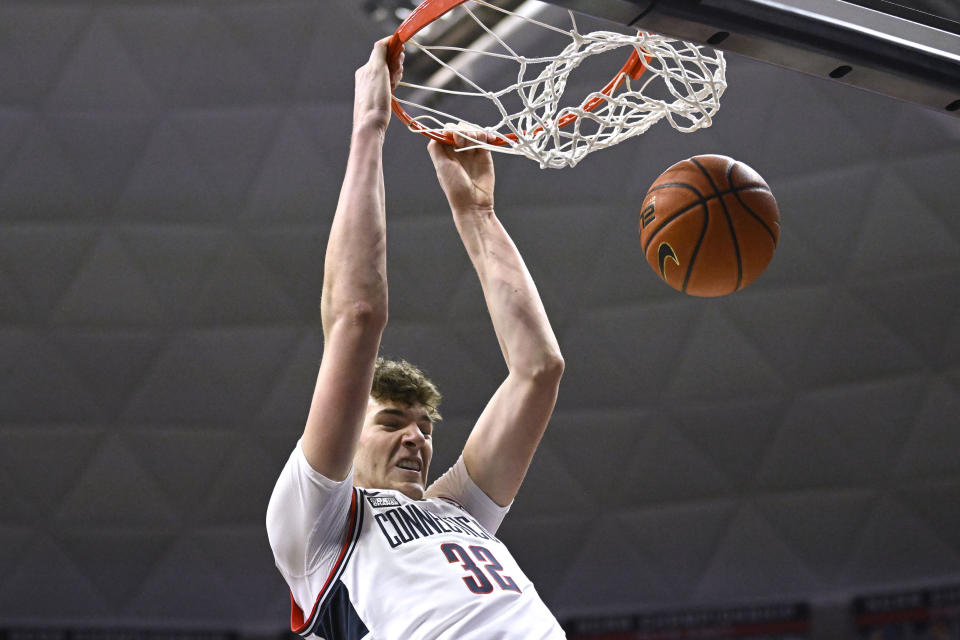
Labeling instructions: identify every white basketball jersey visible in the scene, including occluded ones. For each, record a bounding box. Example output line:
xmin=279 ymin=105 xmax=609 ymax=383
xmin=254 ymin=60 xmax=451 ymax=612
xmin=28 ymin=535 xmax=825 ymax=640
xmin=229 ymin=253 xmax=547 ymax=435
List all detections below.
xmin=267 ymin=443 xmax=566 ymax=640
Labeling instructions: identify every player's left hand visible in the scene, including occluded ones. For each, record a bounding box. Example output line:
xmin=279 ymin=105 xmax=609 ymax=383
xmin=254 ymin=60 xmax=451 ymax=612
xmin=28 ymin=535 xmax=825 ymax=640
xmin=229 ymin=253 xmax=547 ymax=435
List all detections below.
xmin=427 ymin=129 xmax=496 ymax=213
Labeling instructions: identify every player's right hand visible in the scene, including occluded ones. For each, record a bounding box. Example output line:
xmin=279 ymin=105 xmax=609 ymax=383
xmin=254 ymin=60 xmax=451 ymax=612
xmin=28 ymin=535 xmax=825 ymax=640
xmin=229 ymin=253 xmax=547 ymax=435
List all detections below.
xmin=354 ymin=37 xmax=404 ymax=133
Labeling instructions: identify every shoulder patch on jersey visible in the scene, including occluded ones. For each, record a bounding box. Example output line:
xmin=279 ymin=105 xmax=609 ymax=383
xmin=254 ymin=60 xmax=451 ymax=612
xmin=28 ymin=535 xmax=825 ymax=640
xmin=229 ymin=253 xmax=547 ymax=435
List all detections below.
xmin=366 ymin=494 xmax=401 ymax=508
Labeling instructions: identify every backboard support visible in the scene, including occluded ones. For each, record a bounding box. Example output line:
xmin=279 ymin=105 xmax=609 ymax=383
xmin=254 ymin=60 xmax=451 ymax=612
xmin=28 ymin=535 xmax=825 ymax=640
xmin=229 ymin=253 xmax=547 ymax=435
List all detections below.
xmin=540 ymin=0 xmax=960 ymax=117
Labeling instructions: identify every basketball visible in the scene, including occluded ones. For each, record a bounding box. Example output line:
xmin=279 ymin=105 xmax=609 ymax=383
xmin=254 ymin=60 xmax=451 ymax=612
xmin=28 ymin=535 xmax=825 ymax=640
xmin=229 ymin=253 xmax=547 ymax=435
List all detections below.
xmin=638 ymin=154 xmax=780 ymax=297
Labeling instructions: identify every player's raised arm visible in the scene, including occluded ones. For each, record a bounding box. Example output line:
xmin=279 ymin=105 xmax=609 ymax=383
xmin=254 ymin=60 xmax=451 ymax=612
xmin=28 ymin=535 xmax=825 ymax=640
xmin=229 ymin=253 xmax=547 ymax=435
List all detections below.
xmin=426 ymin=133 xmax=564 ymax=507
xmin=300 ymin=38 xmax=403 ymax=480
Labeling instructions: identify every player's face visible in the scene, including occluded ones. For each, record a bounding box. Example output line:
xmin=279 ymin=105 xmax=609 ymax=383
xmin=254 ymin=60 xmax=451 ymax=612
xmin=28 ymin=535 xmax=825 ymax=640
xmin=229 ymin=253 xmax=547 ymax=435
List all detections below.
xmin=354 ymin=398 xmax=434 ymax=500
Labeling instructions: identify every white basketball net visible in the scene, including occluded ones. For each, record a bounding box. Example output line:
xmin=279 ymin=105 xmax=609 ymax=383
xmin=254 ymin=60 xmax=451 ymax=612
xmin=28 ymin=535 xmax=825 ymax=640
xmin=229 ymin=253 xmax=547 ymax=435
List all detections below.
xmin=394 ymin=1 xmax=726 ymax=169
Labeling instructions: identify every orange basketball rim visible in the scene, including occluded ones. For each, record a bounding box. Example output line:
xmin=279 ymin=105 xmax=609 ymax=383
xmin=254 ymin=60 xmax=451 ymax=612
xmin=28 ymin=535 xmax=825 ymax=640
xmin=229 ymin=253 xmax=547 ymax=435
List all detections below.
xmin=386 ymin=0 xmax=651 ymax=146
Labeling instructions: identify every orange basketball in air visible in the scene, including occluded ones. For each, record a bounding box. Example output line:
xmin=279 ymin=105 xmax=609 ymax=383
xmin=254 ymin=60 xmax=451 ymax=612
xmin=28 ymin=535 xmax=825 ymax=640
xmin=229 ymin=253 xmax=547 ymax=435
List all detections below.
xmin=638 ymin=155 xmax=780 ymax=297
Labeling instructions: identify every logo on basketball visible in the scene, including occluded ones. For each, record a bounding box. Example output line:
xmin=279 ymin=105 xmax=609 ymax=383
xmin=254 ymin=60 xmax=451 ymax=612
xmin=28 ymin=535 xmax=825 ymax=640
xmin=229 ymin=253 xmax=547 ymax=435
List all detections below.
xmin=657 ymin=242 xmax=679 ymax=277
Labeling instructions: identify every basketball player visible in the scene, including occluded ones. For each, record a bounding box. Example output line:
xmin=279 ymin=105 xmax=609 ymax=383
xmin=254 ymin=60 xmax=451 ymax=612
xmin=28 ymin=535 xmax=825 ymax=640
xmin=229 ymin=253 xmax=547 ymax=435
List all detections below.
xmin=266 ymin=37 xmax=567 ymax=639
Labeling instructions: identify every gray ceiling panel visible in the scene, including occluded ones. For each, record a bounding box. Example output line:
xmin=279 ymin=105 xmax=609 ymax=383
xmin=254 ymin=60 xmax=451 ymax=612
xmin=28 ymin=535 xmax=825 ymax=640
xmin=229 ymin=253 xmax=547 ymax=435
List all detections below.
xmin=0 ymin=534 xmax=111 ymax=619
xmin=691 ymin=503 xmax=823 ymax=601
xmin=753 ymin=488 xmax=876 ymax=586
xmin=0 ymin=5 xmax=92 ymax=107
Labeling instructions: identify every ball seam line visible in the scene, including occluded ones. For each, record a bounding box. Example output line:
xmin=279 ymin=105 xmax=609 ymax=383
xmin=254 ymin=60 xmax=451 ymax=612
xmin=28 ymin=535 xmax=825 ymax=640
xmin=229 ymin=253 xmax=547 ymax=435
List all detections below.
xmin=730 ymin=183 xmax=780 ymax=247
xmin=689 ymin=156 xmax=741 ymax=293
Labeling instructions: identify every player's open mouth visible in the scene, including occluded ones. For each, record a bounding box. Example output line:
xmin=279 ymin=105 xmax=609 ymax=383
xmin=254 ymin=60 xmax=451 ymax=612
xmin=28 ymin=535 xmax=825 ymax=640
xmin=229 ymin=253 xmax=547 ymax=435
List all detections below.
xmin=397 ymin=460 xmax=421 ymax=472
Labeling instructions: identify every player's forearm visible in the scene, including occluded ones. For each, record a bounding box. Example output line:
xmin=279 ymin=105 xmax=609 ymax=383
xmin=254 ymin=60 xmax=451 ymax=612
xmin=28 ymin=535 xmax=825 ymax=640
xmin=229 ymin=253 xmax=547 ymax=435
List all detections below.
xmin=454 ymin=207 xmax=564 ymax=378
xmin=321 ymin=122 xmax=389 ymax=333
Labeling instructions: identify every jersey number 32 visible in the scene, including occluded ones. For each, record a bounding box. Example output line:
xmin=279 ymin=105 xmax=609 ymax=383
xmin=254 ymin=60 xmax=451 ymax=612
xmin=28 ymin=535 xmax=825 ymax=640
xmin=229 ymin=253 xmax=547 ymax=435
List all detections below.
xmin=441 ymin=543 xmax=521 ymax=594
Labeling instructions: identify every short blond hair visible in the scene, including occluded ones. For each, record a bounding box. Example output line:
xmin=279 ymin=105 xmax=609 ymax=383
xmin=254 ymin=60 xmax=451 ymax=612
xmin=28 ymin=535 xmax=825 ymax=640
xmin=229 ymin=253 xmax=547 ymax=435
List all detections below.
xmin=371 ymin=357 xmax=442 ymax=422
